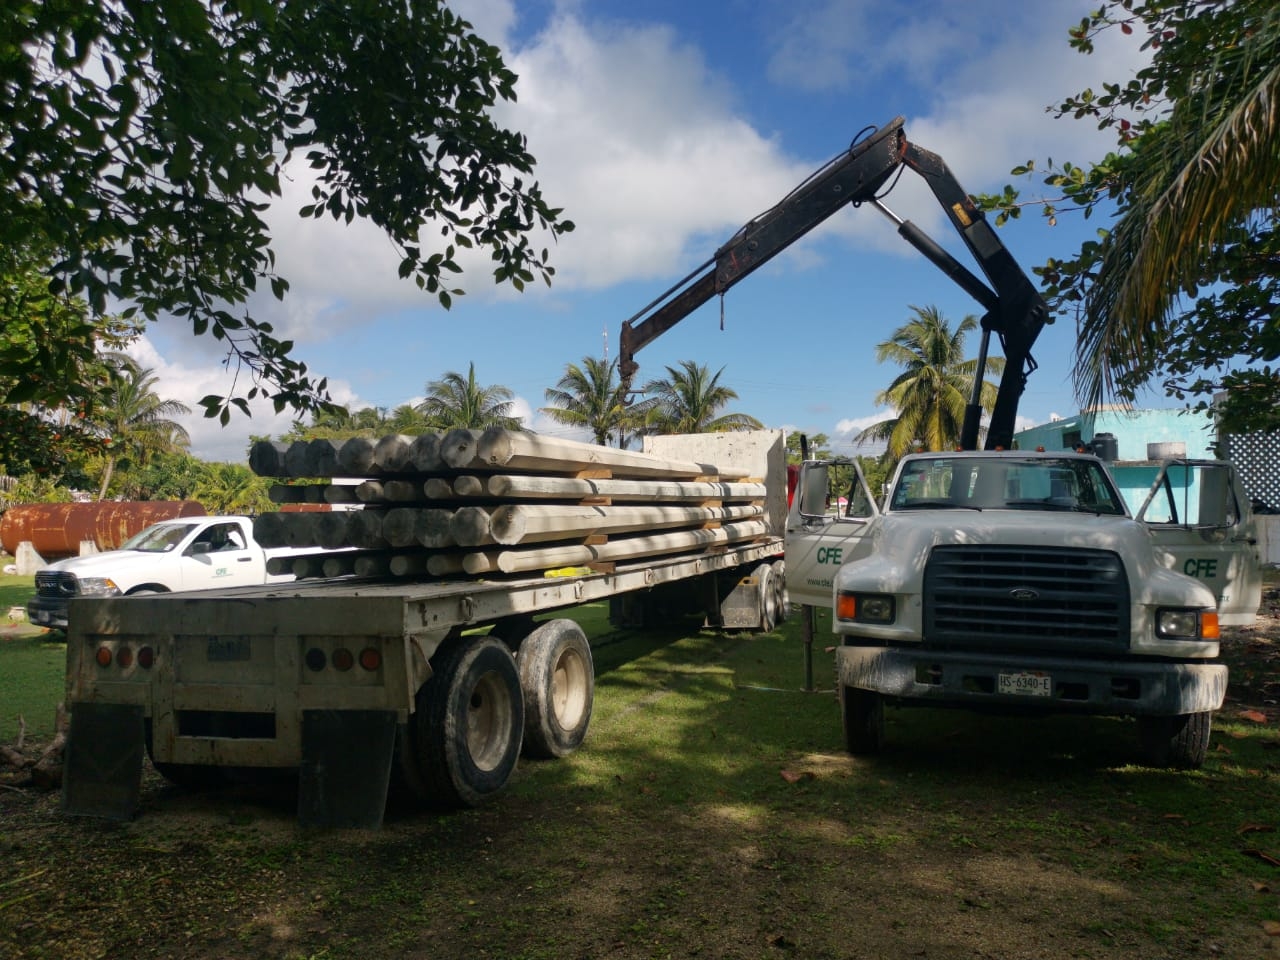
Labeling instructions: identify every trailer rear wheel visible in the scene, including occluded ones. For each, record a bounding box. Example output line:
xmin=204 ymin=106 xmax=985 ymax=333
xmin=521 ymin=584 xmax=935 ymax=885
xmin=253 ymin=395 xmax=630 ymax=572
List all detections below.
xmin=1138 ymin=711 xmax=1211 ymax=769
xmin=517 ymin=619 xmax=594 ymax=759
xmin=411 ymin=635 xmax=523 ymax=808
xmin=840 ymin=686 xmax=884 ymax=755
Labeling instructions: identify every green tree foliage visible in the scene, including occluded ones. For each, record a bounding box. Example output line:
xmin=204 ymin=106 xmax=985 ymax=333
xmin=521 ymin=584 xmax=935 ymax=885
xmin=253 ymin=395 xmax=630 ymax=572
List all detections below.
xmin=1 ymin=1 xmax=573 ymax=423
xmin=0 ymin=241 xmax=140 ymax=477
xmin=190 ymin=462 xmax=273 ymax=515
xmin=417 ymin=363 xmax=521 ymax=430
xmin=856 ymin=306 xmax=1004 ymax=460
xmin=977 ymin=1 xmax=1280 ymax=431
xmin=639 ymin=361 xmax=763 ymax=435
xmin=90 ymin=361 xmax=192 ymax=499
xmin=542 ymin=356 xmax=637 ymax=446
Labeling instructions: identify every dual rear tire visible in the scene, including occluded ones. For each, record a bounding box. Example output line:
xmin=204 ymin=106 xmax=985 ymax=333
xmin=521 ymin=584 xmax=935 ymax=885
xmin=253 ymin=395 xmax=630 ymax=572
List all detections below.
xmin=405 ymin=618 xmax=596 ymax=808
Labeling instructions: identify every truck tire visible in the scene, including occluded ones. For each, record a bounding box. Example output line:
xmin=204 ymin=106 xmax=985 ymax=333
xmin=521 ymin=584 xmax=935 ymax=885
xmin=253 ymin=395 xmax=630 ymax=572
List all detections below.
xmin=1138 ymin=712 xmax=1212 ymax=769
xmin=770 ymin=559 xmax=788 ymax=624
xmin=840 ymin=686 xmax=884 ymax=755
xmin=411 ymin=635 xmax=523 ymax=808
xmin=755 ymin=563 xmax=778 ymax=632
xmin=517 ymin=619 xmax=594 ymax=759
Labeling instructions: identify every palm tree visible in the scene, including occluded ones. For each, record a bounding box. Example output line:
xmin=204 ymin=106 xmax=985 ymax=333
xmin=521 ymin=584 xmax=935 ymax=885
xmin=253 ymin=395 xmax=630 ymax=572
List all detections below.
xmin=416 ymin=362 xmax=522 ymax=430
xmin=1076 ymin=5 xmax=1280 ymax=409
xmin=856 ymin=306 xmax=1004 ymax=460
xmin=191 ymin=462 xmax=273 ymax=515
xmin=387 ymin=403 xmax=432 ymax=434
xmin=91 ymin=360 xmax=191 ymax=499
xmin=542 ymin=356 xmax=636 ymax=446
xmin=639 ymin=360 xmax=762 ymax=435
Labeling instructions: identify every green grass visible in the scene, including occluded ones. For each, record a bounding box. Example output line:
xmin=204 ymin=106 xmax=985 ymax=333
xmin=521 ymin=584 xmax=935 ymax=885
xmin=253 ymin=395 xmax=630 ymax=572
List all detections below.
xmin=0 ymin=573 xmax=66 ymax=740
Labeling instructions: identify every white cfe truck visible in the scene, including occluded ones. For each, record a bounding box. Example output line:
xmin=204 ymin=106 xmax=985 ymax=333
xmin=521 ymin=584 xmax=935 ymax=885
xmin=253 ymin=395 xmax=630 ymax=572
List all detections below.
xmin=785 ymin=450 xmax=1260 ymax=768
xmin=60 ymin=431 xmax=789 ymax=828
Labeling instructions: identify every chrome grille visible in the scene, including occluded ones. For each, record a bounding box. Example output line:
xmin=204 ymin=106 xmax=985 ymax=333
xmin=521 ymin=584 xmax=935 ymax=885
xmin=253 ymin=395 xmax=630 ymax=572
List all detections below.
xmin=923 ymin=545 xmax=1129 ymax=653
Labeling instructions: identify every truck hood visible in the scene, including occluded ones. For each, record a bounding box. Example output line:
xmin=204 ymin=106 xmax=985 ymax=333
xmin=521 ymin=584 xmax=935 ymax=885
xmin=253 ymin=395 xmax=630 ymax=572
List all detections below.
xmin=42 ymin=549 xmax=163 ymax=579
xmin=840 ymin=508 xmax=1217 ymax=608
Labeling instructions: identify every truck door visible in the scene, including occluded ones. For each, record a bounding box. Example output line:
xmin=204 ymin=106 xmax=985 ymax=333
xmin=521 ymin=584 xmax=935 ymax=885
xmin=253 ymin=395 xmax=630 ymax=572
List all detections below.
xmin=1135 ymin=459 xmax=1262 ymax=625
xmin=784 ymin=459 xmax=879 ymax=608
xmin=179 ymin=521 xmax=264 ymax=590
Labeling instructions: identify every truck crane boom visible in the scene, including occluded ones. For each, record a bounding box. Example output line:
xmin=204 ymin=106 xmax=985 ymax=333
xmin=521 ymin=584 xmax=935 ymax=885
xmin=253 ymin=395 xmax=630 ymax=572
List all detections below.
xmin=617 ymin=117 xmax=1050 ymax=451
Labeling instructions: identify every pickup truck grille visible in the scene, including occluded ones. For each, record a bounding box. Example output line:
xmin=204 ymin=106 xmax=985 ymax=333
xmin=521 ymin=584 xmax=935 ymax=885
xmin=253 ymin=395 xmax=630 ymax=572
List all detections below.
xmin=923 ymin=545 xmax=1129 ymax=654
xmin=34 ymin=571 xmax=79 ymax=598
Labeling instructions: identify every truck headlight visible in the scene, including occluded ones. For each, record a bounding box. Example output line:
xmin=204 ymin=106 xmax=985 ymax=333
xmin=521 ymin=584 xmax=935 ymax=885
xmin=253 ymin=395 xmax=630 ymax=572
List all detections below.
xmin=836 ymin=592 xmax=896 ymax=624
xmin=77 ymin=577 xmax=122 ymax=598
xmin=1156 ymin=608 xmax=1219 ymax=641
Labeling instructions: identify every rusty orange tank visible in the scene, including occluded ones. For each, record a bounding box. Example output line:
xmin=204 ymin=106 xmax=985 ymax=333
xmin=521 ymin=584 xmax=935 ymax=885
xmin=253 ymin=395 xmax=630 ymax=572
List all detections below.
xmin=0 ymin=501 xmax=207 ymax=558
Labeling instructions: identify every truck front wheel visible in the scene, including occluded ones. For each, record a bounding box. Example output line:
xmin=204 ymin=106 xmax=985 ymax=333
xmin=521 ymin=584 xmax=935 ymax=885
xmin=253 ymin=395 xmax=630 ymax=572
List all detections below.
xmin=1138 ymin=711 xmax=1211 ymax=769
xmin=840 ymin=686 xmax=884 ymax=755
xmin=517 ymin=619 xmax=594 ymax=759
xmin=411 ymin=635 xmax=524 ymax=808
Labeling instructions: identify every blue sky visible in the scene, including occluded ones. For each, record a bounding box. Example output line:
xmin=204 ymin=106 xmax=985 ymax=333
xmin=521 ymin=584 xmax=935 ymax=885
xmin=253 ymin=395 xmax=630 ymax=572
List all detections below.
xmin=134 ymin=0 xmax=1150 ymax=461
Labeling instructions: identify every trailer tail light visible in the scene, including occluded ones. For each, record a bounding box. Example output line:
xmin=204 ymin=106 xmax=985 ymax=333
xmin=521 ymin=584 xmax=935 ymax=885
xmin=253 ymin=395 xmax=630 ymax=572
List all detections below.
xmin=331 ymin=647 xmax=354 ymax=672
xmin=305 ymin=648 xmax=327 ymax=672
xmin=359 ymin=647 xmax=381 ymax=671
xmin=92 ymin=640 xmax=156 ymax=671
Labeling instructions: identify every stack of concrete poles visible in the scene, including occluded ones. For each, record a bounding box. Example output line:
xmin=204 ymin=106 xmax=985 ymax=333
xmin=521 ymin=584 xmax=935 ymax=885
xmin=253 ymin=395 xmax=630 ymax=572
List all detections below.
xmin=250 ymin=428 xmax=770 ymax=581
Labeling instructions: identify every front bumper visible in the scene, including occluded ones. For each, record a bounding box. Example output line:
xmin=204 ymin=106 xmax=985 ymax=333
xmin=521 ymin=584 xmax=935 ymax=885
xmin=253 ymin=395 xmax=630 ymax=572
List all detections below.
xmin=26 ymin=596 xmax=70 ymax=630
xmin=838 ymin=644 xmax=1226 ymax=717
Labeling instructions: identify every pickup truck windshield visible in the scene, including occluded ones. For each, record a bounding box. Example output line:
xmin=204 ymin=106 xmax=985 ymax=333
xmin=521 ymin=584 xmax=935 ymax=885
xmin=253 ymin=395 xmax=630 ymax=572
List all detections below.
xmin=891 ymin=457 xmax=1126 ymax=515
xmin=120 ymin=523 xmax=193 ymax=552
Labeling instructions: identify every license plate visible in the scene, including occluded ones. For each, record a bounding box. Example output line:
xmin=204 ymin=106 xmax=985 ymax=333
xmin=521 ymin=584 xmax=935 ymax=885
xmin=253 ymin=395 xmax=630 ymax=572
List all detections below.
xmin=998 ymin=671 xmax=1052 ymax=697
xmin=206 ymin=637 xmax=251 ymax=662
xmin=34 ymin=611 xmax=49 ymax=624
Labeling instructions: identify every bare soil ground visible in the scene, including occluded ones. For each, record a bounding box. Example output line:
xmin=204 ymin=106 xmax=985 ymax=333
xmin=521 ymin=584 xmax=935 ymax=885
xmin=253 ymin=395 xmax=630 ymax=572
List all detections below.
xmin=4 ymin=586 xmax=1280 ymax=960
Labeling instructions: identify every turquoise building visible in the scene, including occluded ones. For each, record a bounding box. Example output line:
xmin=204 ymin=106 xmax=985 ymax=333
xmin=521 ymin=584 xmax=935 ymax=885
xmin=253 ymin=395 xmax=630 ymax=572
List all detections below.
xmin=1014 ymin=407 xmax=1221 ymax=516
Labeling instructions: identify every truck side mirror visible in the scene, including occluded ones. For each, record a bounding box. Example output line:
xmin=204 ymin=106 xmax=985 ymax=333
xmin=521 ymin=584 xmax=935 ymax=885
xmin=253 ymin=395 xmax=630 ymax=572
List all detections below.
xmin=797 ymin=463 xmax=830 ymax=520
xmin=189 ymin=542 xmax=211 ymax=555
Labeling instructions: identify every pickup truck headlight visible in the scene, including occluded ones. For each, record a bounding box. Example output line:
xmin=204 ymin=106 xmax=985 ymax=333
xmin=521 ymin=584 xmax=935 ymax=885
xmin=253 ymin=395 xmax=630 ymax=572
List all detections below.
xmin=77 ymin=577 xmax=122 ymax=598
xmin=836 ymin=592 xmax=896 ymax=624
xmin=1156 ymin=608 xmax=1219 ymax=641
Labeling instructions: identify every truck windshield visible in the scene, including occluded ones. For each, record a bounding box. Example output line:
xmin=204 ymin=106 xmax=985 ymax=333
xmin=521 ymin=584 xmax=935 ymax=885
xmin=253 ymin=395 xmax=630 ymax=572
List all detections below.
xmin=121 ymin=523 xmax=192 ymax=552
xmin=891 ymin=457 xmax=1126 ymax=515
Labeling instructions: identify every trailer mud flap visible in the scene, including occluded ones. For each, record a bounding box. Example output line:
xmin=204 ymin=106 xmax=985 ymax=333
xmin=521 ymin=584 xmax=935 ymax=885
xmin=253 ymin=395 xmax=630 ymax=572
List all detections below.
xmin=61 ymin=702 xmax=145 ymax=821
xmin=298 ymin=709 xmax=397 ymax=830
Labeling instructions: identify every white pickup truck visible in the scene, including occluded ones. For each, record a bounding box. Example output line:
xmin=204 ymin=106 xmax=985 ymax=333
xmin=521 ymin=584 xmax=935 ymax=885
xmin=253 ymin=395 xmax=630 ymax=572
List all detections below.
xmin=27 ymin=516 xmax=290 ymax=630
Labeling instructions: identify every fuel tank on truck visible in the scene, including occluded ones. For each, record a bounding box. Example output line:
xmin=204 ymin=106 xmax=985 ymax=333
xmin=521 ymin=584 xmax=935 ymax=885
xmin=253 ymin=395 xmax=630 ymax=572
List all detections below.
xmin=0 ymin=501 xmax=207 ymax=559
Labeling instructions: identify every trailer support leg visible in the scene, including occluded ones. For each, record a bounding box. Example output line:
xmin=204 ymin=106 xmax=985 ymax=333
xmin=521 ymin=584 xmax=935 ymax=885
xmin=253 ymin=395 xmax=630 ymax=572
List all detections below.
xmin=298 ymin=709 xmax=397 ymax=830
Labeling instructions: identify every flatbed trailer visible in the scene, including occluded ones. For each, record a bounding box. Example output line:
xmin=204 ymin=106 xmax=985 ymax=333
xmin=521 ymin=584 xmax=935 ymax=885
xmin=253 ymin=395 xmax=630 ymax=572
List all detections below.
xmin=61 ymin=432 xmax=788 ymax=828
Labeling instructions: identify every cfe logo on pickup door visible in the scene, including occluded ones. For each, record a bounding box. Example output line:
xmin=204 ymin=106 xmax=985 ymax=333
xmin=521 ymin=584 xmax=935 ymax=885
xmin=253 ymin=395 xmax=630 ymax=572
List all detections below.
xmin=1184 ymin=558 xmax=1219 ymax=579
xmin=816 ymin=547 xmax=843 ymax=564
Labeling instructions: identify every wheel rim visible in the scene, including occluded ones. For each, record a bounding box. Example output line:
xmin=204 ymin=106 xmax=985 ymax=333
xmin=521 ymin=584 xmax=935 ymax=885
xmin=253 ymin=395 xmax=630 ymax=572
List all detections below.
xmin=551 ymin=648 xmax=589 ymax=730
xmin=467 ymin=671 xmax=513 ymax=772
